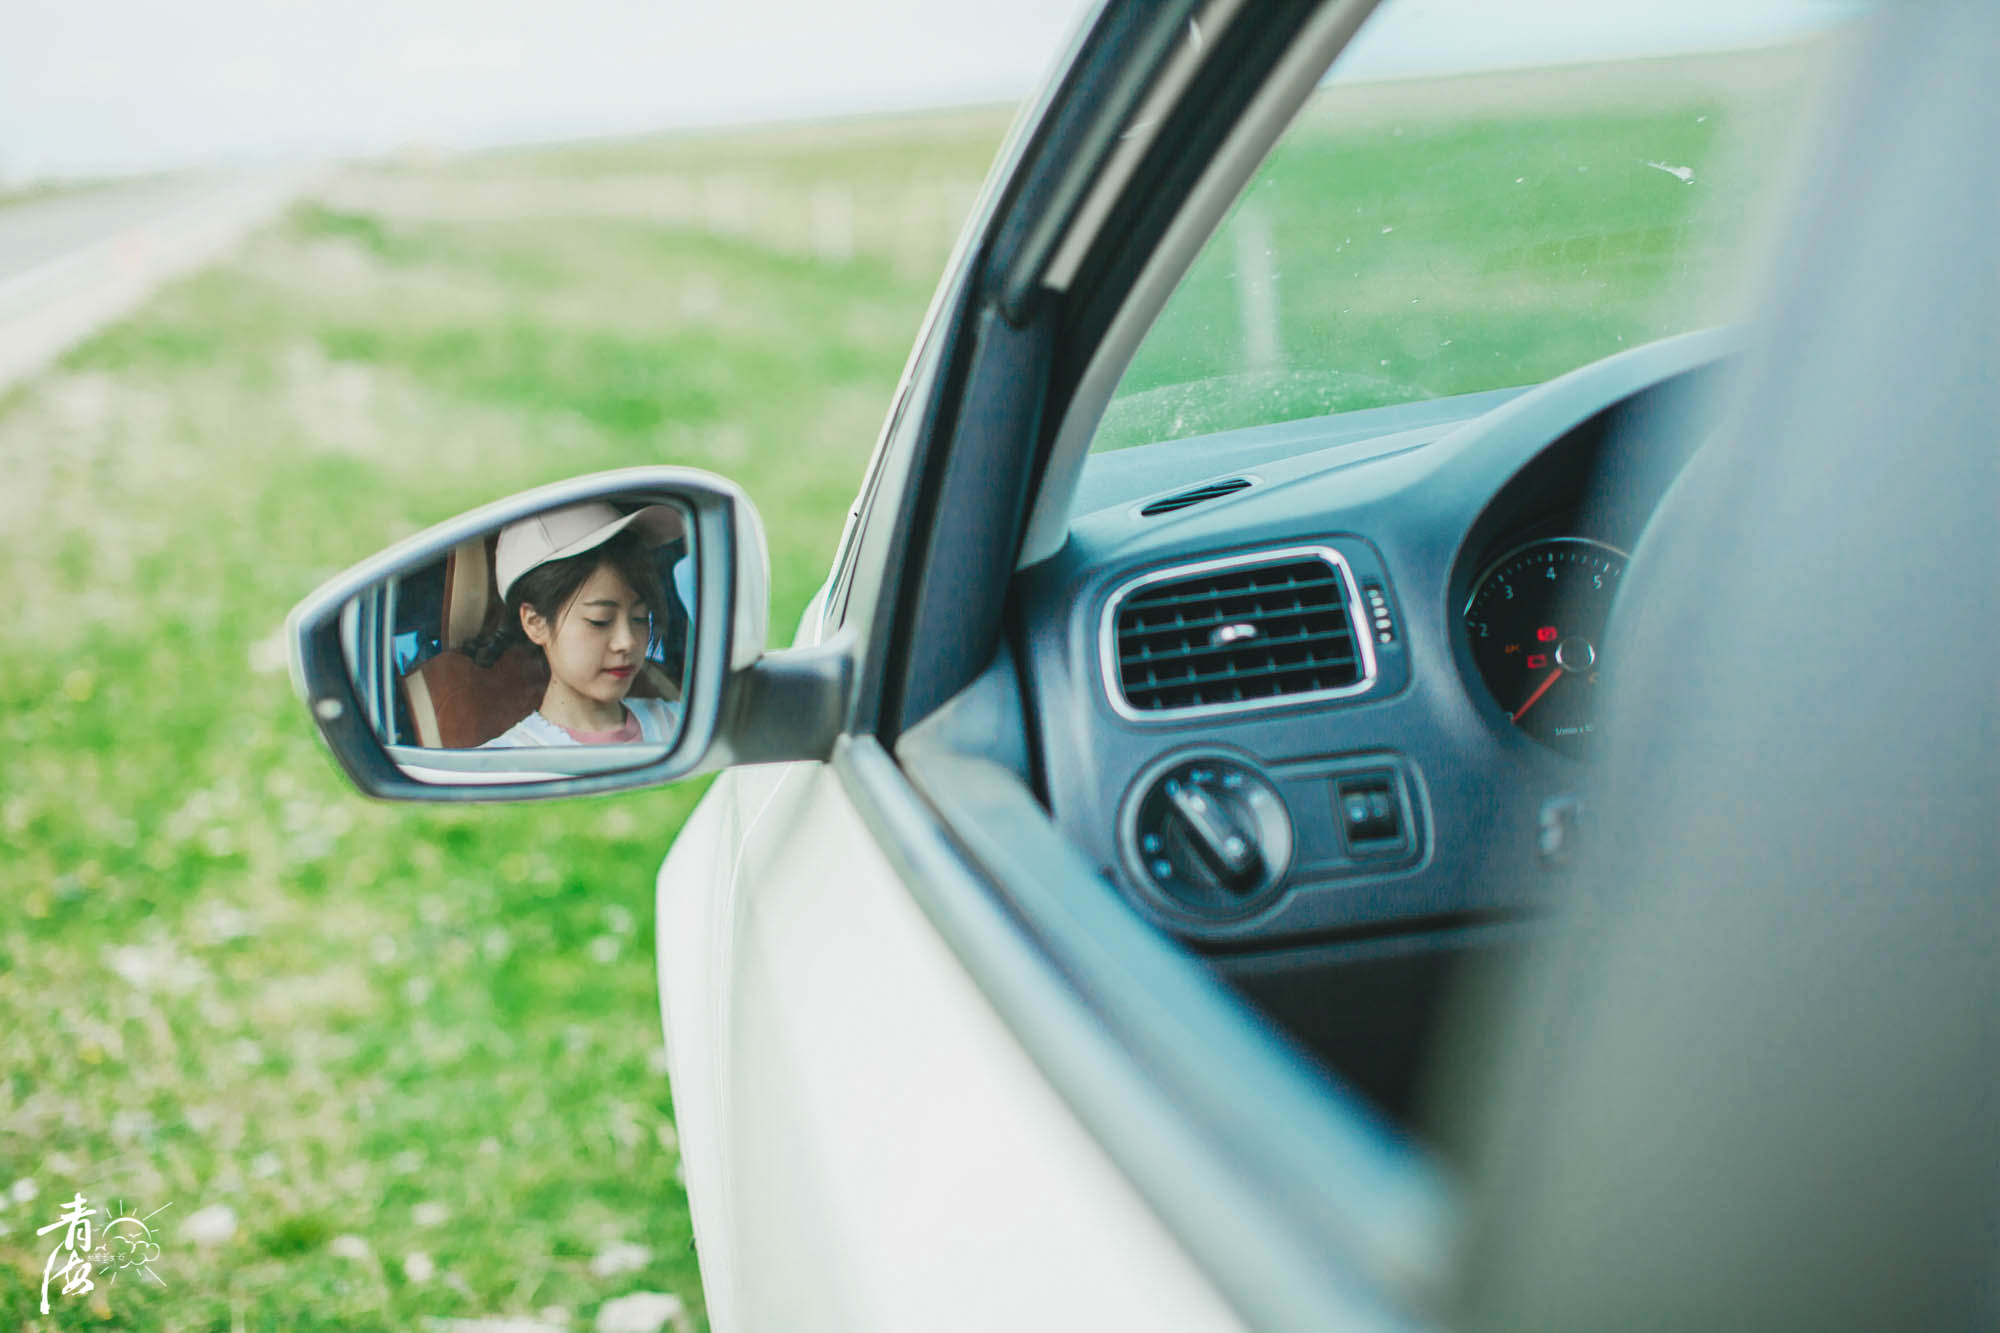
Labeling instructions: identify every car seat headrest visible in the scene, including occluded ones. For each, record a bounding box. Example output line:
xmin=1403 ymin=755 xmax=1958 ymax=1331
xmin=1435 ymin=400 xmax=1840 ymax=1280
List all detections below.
xmin=441 ymin=537 xmax=498 ymax=650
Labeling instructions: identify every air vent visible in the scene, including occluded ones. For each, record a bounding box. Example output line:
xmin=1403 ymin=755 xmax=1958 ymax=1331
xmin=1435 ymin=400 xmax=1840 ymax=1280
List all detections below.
xmin=1107 ymin=549 xmax=1372 ymax=717
xmin=1139 ymin=477 xmax=1252 ymax=517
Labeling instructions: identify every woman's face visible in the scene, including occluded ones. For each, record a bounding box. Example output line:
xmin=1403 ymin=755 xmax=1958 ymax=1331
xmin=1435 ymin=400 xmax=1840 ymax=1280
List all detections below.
xmin=521 ymin=562 xmax=650 ymax=708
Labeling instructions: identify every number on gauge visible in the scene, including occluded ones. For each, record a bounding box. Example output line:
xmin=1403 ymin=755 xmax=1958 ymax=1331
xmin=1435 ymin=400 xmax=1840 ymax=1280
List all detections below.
xmin=1463 ymin=537 xmax=1627 ymax=757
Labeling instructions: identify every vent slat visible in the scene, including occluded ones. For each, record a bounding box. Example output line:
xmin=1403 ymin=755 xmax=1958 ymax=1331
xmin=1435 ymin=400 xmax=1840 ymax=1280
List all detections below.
xmin=1123 ymin=574 xmax=1345 ymax=614
xmin=1113 ymin=555 xmax=1366 ymax=713
xmin=1119 ymin=625 xmax=1357 ymax=669
xmin=1136 ymin=657 xmax=1364 ymax=693
xmin=1121 ymin=608 xmax=1351 ymax=643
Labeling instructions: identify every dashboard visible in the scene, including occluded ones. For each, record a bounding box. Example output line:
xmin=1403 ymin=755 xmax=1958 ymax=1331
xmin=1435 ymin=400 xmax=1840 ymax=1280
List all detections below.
xmin=1013 ymin=332 xmax=1736 ymax=957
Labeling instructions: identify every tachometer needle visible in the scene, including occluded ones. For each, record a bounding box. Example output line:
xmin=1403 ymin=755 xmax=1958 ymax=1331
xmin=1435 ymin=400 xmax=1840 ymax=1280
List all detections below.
xmin=1512 ymin=666 xmax=1564 ymax=722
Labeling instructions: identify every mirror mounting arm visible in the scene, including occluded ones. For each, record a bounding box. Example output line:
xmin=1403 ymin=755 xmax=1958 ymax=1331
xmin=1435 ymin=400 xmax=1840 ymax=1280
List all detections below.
xmin=703 ymin=635 xmax=857 ymax=771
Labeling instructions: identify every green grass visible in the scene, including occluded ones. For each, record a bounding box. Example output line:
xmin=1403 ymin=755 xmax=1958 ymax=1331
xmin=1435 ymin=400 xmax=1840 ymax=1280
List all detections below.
xmin=0 ymin=109 xmax=1006 ymax=1331
xmin=1096 ymin=47 xmax=1831 ymax=448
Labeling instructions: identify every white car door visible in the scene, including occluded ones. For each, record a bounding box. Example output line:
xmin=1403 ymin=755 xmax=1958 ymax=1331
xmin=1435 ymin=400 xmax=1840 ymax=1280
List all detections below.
xmin=657 ymin=750 xmax=1249 ymax=1332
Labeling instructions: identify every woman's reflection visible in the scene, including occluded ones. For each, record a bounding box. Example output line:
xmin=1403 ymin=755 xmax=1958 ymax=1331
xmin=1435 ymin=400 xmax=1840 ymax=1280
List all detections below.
xmin=475 ymin=502 xmax=685 ymax=747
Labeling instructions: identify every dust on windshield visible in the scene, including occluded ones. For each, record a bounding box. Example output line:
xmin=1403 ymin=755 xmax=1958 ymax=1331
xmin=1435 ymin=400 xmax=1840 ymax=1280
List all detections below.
xmin=1092 ymin=27 xmax=1854 ymax=452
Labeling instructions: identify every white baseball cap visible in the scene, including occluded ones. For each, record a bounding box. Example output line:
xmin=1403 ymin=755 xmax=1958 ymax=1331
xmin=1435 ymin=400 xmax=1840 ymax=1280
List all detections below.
xmin=494 ymin=501 xmax=683 ymax=601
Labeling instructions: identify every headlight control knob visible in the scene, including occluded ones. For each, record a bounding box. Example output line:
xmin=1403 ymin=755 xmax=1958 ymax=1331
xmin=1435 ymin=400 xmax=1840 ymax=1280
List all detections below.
xmin=1123 ymin=753 xmax=1293 ymax=918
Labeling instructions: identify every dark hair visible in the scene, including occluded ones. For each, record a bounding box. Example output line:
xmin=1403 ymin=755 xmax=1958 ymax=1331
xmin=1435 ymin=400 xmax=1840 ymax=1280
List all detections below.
xmin=468 ymin=528 xmax=669 ymax=668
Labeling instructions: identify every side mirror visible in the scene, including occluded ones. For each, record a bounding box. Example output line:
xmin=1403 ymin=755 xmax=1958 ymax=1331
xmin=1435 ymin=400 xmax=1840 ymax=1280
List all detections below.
xmin=288 ymin=466 xmax=836 ymax=802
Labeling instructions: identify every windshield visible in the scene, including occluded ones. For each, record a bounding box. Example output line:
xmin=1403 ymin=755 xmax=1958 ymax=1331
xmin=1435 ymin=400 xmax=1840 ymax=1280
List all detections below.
xmin=1090 ymin=0 xmax=1863 ymax=452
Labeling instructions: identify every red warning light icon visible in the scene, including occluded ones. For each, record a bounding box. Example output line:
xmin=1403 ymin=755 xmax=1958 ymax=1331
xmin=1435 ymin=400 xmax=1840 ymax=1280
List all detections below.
xmin=1526 ymin=653 xmax=1549 ymax=670
xmin=1536 ymin=626 xmax=1559 ymax=643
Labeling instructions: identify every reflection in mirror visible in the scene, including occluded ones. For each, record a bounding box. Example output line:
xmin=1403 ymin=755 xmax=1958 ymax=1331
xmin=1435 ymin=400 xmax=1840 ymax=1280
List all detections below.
xmin=339 ymin=496 xmax=696 ymax=785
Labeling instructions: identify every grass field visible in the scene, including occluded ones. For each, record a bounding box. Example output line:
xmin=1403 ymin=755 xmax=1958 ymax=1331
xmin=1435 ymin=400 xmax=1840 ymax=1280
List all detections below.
xmin=0 ymin=42 xmax=1834 ymax=1331
xmin=0 ymin=108 xmax=1007 ymax=1331
xmin=1096 ymin=46 xmax=1830 ymax=448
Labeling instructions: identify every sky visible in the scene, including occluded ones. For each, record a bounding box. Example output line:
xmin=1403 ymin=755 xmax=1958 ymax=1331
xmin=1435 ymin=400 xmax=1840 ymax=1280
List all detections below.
xmin=2 ymin=0 xmax=1097 ymax=180
xmin=1 ymin=0 xmax=1861 ymax=182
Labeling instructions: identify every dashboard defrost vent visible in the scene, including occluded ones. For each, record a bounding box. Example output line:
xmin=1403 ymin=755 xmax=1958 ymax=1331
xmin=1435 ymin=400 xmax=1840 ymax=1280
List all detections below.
xmin=1110 ymin=551 xmax=1369 ymax=715
xmin=1139 ymin=477 xmax=1252 ymax=517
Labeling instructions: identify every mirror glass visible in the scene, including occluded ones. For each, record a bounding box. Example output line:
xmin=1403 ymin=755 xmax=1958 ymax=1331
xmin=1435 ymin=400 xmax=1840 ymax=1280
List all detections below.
xmin=338 ymin=494 xmax=696 ymax=785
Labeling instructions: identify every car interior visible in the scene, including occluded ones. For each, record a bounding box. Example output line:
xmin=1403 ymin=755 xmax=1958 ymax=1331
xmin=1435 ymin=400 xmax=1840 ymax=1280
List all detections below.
xmin=983 ymin=329 xmax=1734 ymax=1136
xmin=873 ymin=0 xmax=1820 ymax=1144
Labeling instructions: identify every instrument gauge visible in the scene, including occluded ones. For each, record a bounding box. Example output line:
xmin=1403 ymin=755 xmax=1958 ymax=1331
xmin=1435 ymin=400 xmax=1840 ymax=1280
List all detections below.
xmin=1463 ymin=537 xmax=1628 ymax=757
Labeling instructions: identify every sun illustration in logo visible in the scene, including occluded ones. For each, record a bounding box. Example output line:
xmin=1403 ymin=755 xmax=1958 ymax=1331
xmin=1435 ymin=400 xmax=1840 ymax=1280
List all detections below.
xmin=90 ymin=1201 xmax=170 ymax=1288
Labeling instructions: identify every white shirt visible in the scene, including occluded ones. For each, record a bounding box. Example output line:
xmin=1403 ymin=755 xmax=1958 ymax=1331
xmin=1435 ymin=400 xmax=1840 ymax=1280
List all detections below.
xmin=481 ymin=696 xmax=680 ymax=748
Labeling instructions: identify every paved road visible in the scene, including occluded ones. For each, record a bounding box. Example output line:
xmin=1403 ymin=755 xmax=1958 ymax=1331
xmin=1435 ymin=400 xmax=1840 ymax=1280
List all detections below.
xmin=0 ymin=167 xmax=318 ymax=389
xmin=0 ymin=174 xmax=244 ymax=280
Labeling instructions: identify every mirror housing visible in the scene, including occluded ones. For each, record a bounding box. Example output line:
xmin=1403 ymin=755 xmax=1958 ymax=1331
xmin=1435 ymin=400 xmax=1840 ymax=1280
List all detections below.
xmin=288 ymin=467 xmax=846 ymax=802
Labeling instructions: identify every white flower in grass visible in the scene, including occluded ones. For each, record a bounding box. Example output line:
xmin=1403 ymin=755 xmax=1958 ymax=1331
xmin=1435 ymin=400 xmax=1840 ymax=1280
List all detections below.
xmin=186 ymin=1203 xmax=238 ymax=1246
xmin=404 ymin=1250 xmax=436 ymax=1283
xmin=589 ymin=1242 xmax=651 ymax=1277
xmin=107 ymin=941 xmax=207 ymax=993
xmin=329 ymin=1234 xmax=372 ymax=1261
xmin=198 ymin=901 xmax=257 ymax=943
xmin=8 ymin=1178 xmax=36 ymax=1206
xmin=595 ymin=1292 xmax=685 ymax=1333
xmin=413 ymin=1200 xmax=451 ymax=1227
xmin=248 ymin=626 xmax=290 ymax=674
